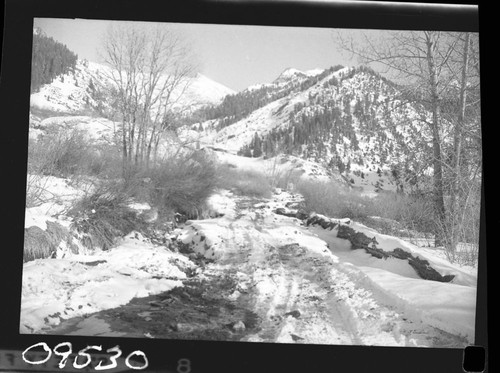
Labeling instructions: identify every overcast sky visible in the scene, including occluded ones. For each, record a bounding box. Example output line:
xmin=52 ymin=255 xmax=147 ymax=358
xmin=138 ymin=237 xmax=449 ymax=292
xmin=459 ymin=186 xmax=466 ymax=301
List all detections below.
xmin=33 ymin=18 xmax=360 ymax=92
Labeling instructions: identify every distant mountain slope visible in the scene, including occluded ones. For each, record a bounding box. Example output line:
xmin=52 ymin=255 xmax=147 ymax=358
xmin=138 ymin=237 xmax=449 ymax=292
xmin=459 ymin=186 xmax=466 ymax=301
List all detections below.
xmin=184 ymin=65 xmax=344 ymax=131
xmin=182 ymin=65 xmax=436 ymax=194
xmin=31 ymin=28 xmax=78 ymax=93
xmin=30 ymin=60 xmax=235 ymax=116
xmin=179 ymin=73 xmax=236 ymax=108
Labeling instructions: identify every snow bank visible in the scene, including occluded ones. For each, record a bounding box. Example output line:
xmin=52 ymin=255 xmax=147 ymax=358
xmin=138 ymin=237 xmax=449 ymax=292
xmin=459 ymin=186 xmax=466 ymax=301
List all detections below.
xmin=349 ymin=221 xmax=478 ymax=286
xmin=313 ymin=222 xmax=478 ymax=343
xmin=20 ymin=232 xmax=193 ymax=334
xmin=359 ymin=267 xmax=477 ymax=343
xmin=25 ymin=176 xmax=88 ymax=229
xmin=176 ymin=219 xmax=233 ymax=260
xmin=37 ymin=116 xmax=117 ymax=144
xmin=206 ymin=189 xmax=237 ymax=219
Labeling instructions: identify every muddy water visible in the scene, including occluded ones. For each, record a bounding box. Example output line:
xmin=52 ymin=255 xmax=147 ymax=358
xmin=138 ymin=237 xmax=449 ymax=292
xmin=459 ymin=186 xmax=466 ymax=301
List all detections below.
xmin=48 ymin=276 xmax=261 ymax=340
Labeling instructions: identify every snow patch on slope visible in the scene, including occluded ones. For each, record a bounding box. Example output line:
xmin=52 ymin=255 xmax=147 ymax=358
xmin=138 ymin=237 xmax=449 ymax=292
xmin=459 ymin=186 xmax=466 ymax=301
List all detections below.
xmin=20 ymin=232 xmax=193 ymax=334
xmin=30 ymin=60 xmax=234 ymax=116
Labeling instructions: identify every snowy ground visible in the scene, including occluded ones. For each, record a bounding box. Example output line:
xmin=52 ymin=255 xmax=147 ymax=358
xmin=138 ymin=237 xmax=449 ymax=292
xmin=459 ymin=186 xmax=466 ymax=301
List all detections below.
xmin=20 ymin=171 xmax=477 ymax=347
xmin=21 ymin=232 xmax=192 ymax=334
xmin=172 ymin=190 xmax=476 ymax=346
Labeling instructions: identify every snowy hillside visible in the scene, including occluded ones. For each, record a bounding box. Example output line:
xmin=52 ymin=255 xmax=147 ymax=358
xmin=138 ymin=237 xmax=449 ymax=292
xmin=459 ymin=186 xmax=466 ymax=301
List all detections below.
xmin=181 ymin=65 xmax=434 ymax=195
xmin=182 ymin=73 xmax=235 ymax=107
xmin=30 ymin=60 xmax=234 ymax=116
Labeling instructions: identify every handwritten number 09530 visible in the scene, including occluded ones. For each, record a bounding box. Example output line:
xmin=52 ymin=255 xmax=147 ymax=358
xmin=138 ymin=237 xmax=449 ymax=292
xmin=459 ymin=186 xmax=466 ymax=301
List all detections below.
xmin=22 ymin=342 xmax=149 ymax=370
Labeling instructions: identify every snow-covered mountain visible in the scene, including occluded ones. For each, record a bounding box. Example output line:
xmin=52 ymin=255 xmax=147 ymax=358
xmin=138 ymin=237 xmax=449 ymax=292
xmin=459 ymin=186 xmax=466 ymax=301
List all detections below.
xmin=182 ymin=73 xmax=236 ymax=107
xmin=181 ymin=65 xmax=434 ymax=195
xmin=30 ymin=60 xmax=235 ymax=116
xmin=30 ymin=59 xmax=436 ymax=195
xmin=273 ymin=67 xmax=324 ymax=84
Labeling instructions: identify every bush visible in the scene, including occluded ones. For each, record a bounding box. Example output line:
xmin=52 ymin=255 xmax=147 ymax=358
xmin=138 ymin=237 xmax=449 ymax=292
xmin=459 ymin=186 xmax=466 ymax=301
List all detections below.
xmin=24 ymin=226 xmax=55 ymax=262
xmin=264 ymin=157 xmax=303 ymax=190
xmin=145 ymin=151 xmax=218 ymax=219
xmin=217 ymin=164 xmax=273 ymax=198
xmin=85 ymin=144 xmax=122 ymax=178
xmin=297 ymin=179 xmax=370 ymax=220
xmin=28 ymin=127 xmax=122 ymax=180
xmin=367 ymin=192 xmax=434 ymax=234
xmin=26 ymin=128 xmax=123 ymax=207
xmin=297 ymin=179 xmax=437 ymax=239
xmin=28 ymin=128 xmax=94 ymax=177
xmin=68 ymin=182 xmax=144 ymax=250
xmin=23 ymin=221 xmax=79 ymax=262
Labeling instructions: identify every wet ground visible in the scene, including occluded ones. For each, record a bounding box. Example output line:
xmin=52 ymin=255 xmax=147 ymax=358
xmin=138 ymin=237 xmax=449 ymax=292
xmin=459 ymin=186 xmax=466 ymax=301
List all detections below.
xmin=49 ymin=273 xmax=261 ymax=341
xmin=45 ymin=191 xmax=470 ymax=348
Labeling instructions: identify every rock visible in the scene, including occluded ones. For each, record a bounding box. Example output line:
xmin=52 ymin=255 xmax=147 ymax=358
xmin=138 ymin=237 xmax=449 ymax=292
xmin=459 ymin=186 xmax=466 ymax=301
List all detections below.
xmin=232 ymin=321 xmax=246 ymax=331
xmin=274 ymin=207 xmax=295 ymax=217
xmin=140 ymin=208 xmax=158 ymax=223
xmin=306 ymin=213 xmax=339 ymax=230
xmin=148 ymin=301 xmax=163 ymax=308
xmin=275 ymin=207 xmax=309 ymax=221
xmin=408 ymin=256 xmax=455 ymax=282
xmin=295 ymin=210 xmax=309 ymax=220
xmin=337 ymin=223 xmax=455 ymax=282
xmin=390 ymin=247 xmax=412 ymax=260
xmin=284 ymin=310 xmax=301 ymax=319
xmin=77 ymin=260 xmax=107 ymax=266
xmin=290 ymin=334 xmax=304 ymax=342
xmin=176 ymin=323 xmax=195 ymax=333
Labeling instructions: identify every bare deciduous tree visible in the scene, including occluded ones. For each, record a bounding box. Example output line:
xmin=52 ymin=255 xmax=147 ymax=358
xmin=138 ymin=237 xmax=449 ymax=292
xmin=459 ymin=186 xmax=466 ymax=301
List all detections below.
xmin=101 ymin=23 xmax=197 ymax=178
xmin=336 ymin=30 xmax=481 ymax=262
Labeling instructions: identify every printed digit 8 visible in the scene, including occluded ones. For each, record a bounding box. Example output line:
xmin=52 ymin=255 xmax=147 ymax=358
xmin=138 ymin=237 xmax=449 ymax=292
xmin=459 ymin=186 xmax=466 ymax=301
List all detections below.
xmin=177 ymin=358 xmax=191 ymax=373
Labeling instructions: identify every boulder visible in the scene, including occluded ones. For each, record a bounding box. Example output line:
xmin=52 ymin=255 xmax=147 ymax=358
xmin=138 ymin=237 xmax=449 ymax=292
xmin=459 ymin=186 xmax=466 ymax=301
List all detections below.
xmin=232 ymin=321 xmax=246 ymax=332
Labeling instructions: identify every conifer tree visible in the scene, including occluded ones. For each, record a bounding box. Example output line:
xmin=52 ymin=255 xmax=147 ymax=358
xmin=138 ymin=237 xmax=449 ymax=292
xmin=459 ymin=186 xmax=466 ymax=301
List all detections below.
xmin=31 ymin=29 xmax=78 ymax=93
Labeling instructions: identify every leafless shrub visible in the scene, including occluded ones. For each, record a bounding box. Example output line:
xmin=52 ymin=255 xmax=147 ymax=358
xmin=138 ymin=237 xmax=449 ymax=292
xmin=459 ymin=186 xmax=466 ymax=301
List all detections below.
xmin=297 ymin=179 xmax=370 ymax=220
xmin=217 ymin=164 xmax=273 ymax=198
xmin=146 ymin=151 xmax=218 ymax=219
xmin=68 ymin=182 xmax=144 ymax=251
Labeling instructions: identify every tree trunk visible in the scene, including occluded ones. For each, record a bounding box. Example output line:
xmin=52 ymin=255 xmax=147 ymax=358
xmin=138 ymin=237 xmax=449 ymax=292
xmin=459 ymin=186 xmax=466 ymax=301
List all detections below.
xmin=121 ymin=119 xmax=129 ymax=179
xmin=425 ymin=32 xmax=447 ymax=247
xmin=448 ymin=33 xmax=471 ymax=255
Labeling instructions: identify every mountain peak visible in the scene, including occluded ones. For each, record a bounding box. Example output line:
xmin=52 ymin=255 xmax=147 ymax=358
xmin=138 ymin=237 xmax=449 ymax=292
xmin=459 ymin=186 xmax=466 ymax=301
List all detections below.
xmin=304 ymin=68 xmax=324 ymax=77
xmin=275 ymin=68 xmax=307 ymax=82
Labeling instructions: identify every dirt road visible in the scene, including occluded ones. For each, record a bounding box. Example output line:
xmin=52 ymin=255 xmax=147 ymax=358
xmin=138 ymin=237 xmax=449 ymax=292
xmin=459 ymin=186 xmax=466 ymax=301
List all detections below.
xmin=46 ymin=190 xmax=468 ymax=348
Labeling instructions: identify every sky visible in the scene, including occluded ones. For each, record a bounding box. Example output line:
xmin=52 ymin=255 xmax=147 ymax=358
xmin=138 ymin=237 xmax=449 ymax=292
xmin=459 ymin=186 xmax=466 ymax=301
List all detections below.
xmin=33 ymin=18 xmax=358 ymax=92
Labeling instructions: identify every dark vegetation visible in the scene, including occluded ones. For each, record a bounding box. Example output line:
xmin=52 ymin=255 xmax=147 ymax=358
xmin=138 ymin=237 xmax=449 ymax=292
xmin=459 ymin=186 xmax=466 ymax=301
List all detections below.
xmin=144 ymin=151 xmax=218 ymax=220
xmin=296 ymin=178 xmax=443 ymax=239
xmin=26 ymin=123 xmax=220 ymax=258
xmin=67 ymin=183 xmax=146 ymax=251
xmin=185 ymin=65 xmax=345 ymax=130
xmin=234 ymin=66 xmax=428 ymax=186
xmin=24 ymin=221 xmax=79 ymax=262
xmin=295 ymin=178 xmax=479 ymax=266
xmin=31 ymin=28 xmax=78 ymax=93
